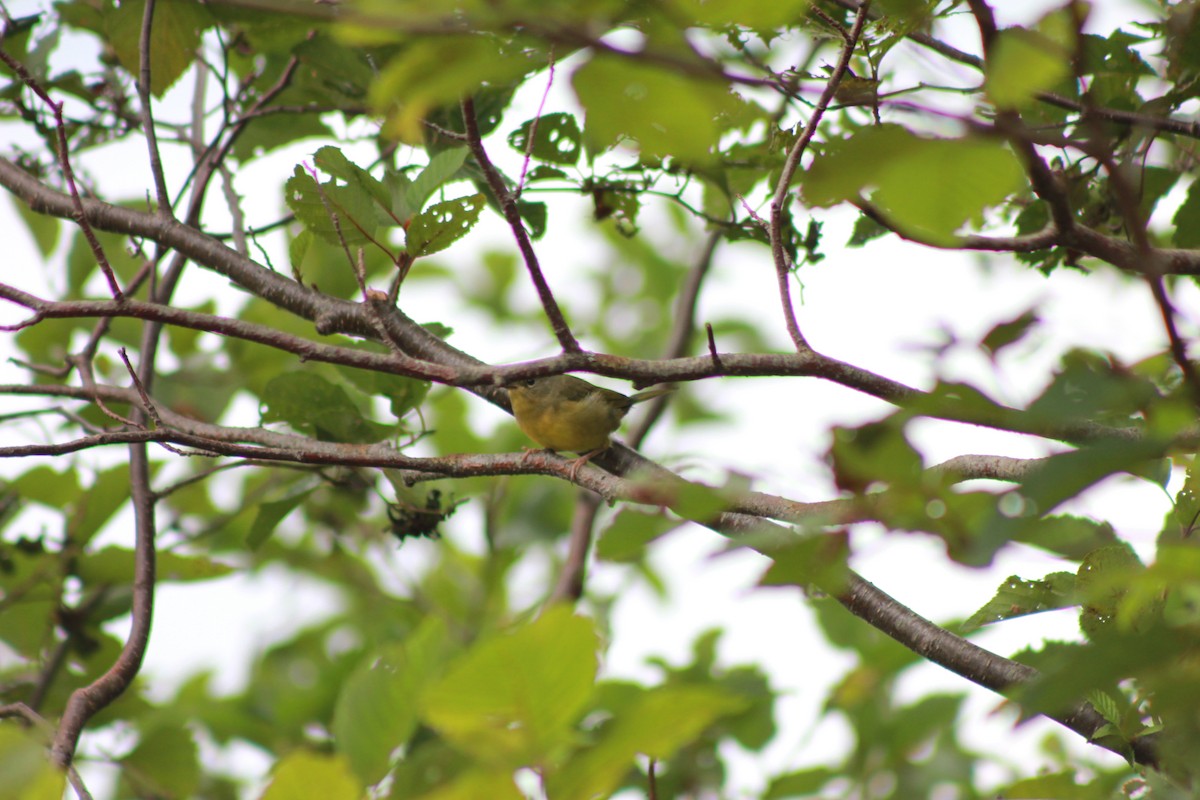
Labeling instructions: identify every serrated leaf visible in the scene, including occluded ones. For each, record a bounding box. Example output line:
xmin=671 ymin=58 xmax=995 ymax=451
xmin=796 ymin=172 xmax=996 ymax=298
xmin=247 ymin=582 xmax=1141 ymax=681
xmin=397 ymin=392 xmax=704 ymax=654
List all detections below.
xmin=105 ymin=0 xmax=212 ymax=97
xmin=314 ymin=145 xmax=390 ymax=210
xmin=405 ymin=194 xmax=484 ymax=257
xmin=284 ymin=166 xmax=379 ymax=246
xmin=962 ymin=572 xmax=1076 ymax=631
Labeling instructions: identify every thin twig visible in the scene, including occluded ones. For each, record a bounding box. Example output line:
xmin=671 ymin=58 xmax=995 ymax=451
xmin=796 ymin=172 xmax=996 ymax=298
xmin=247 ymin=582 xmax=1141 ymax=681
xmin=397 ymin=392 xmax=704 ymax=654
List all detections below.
xmin=0 ymin=48 xmax=123 ymax=300
xmin=136 ymin=0 xmax=173 ymax=218
xmin=461 ymin=96 xmax=580 ymax=352
xmin=768 ymin=1 xmax=871 ymax=351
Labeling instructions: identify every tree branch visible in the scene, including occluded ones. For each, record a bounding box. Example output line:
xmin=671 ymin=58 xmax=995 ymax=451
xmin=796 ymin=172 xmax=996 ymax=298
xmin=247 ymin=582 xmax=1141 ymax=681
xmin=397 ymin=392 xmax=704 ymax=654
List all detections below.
xmin=461 ymin=96 xmax=580 ymax=353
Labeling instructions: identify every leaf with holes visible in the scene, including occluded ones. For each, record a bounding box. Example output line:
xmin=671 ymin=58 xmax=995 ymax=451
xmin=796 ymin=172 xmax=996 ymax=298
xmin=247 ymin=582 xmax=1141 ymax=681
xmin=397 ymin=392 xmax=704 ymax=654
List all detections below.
xmin=406 ymin=194 xmax=485 ymax=257
xmin=507 ymin=113 xmax=582 ymax=165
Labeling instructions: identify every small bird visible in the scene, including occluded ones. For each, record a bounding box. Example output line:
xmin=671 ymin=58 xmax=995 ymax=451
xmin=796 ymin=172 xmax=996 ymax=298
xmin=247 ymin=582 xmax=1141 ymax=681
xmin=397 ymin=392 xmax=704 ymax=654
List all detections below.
xmin=507 ymin=374 xmax=673 ymax=479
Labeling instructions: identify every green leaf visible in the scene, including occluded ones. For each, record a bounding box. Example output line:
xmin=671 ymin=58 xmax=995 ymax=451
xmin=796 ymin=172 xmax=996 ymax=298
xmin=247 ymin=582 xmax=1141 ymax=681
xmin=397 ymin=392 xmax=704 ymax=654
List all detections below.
xmin=507 ymin=113 xmax=582 ymax=165
xmin=572 ymin=56 xmax=742 ymax=162
xmin=962 ymin=572 xmax=1076 ymax=631
xmin=105 ymin=0 xmax=213 ymax=97
xmin=72 ymin=464 xmax=133 ymax=547
xmin=981 ymin=308 xmax=1039 ymax=359
xmin=985 ymin=27 xmax=1072 ymax=109
xmin=247 ymin=489 xmax=316 ymax=551
xmin=9 ymin=195 xmax=60 ymax=256
xmin=516 ymin=200 xmax=547 ymax=240
xmin=1011 ymin=515 xmax=1119 ymax=560
xmin=11 ymin=465 xmax=81 ymax=508
xmin=404 ymin=147 xmax=470 ymax=218
xmin=314 ymin=146 xmax=390 ymax=211
xmin=77 ymin=546 xmax=235 ymax=584
xmin=405 ymin=194 xmax=485 ymax=257
xmin=333 ymin=617 xmax=447 ymax=783
xmin=119 ymin=726 xmax=200 ymax=799
xmin=1173 ymin=178 xmax=1200 ymax=247
xmin=284 ymin=165 xmax=379 ymax=246
xmin=996 ymin=771 xmax=1083 ymax=799
xmin=0 ymin=727 xmax=64 ymax=800
xmin=595 ymin=509 xmax=681 ymax=562
xmin=666 ymin=0 xmax=810 ymax=29
xmin=259 ymin=751 xmax=361 ymax=800
xmin=420 ymin=606 xmax=598 ymax=764
xmin=369 ymin=36 xmax=534 ymax=142
xmin=802 ymin=125 xmax=1025 ymax=244
xmin=546 ymin=683 xmax=747 ymax=799
xmin=261 ymin=371 xmax=395 ymax=443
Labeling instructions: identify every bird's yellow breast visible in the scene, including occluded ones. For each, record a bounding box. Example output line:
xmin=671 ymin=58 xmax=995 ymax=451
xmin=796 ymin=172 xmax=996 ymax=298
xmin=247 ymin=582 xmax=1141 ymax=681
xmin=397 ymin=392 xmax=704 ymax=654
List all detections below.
xmin=508 ymin=386 xmax=621 ymax=453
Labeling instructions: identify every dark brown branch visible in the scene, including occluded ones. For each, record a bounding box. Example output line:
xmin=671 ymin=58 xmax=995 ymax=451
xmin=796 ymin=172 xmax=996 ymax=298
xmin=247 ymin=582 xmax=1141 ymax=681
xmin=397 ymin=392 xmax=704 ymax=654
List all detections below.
xmin=461 ymin=96 xmax=580 ymax=353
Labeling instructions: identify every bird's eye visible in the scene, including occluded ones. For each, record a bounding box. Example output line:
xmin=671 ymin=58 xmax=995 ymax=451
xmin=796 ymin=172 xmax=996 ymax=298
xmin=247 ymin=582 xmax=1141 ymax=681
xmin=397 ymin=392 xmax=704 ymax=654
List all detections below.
xmin=522 ymin=379 xmax=537 ymax=387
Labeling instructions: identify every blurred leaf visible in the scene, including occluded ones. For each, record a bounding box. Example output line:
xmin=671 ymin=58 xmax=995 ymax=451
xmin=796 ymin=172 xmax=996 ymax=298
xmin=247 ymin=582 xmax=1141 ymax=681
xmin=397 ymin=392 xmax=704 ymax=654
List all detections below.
xmin=507 ymin=113 xmax=582 ymax=165
xmin=547 ymin=683 xmax=747 ymax=799
xmin=985 ymin=27 xmax=1072 ymax=109
xmin=803 ymin=125 xmax=1025 ymax=244
xmin=420 ymin=606 xmax=598 ymax=764
xmin=595 ymin=509 xmax=682 ymax=562
xmin=11 ymin=465 xmax=81 ymax=508
xmin=247 ymin=488 xmax=316 ymax=550
xmin=9 ymin=195 xmax=59 ymax=256
xmin=77 ymin=546 xmax=235 ymax=584
xmin=1173 ymin=178 xmax=1200 ymax=247
xmin=573 ymin=56 xmax=743 ymax=162
xmin=0 ymin=727 xmax=63 ymax=800
xmin=119 ymin=725 xmax=200 ymax=799
xmin=334 ymin=617 xmax=447 ymax=783
xmin=259 ymin=751 xmax=361 ymax=800
xmin=981 ymin=308 xmax=1039 ymax=359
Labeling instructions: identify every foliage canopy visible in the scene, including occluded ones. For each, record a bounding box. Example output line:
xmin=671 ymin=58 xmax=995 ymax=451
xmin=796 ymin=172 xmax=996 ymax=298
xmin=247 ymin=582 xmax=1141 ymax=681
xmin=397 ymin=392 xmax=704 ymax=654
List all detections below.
xmin=2 ymin=0 xmax=1200 ymax=798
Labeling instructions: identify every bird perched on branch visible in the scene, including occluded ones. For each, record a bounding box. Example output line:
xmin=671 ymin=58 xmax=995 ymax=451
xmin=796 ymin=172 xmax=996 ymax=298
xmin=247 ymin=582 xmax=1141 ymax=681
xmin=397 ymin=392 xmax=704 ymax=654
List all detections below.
xmin=507 ymin=374 xmax=673 ymax=480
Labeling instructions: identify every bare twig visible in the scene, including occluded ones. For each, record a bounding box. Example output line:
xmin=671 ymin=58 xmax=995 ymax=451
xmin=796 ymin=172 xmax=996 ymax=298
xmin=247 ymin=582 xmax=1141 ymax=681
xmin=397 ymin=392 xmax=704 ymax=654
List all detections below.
xmin=136 ymin=0 xmax=173 ymax=218
xmin=768 ymin=1 xmax=871 ymax=352
xmin=0 ymin=48 xmax=123 ymax=300
xmin=545 ymin=493 xmax=601 ymax=606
